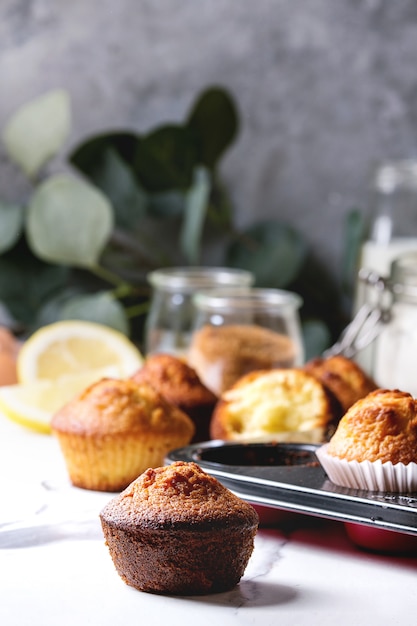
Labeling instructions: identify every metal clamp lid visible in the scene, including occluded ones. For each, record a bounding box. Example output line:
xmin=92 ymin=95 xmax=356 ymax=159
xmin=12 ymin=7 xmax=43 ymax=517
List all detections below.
xmin=324 ymin=269 xmax=392 ymax=358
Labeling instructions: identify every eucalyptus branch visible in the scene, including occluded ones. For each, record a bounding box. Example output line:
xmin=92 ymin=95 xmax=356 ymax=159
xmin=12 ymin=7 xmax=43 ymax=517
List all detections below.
xmin=110 ymin=282 xmax=136 ymax=300
xmin=2 ymin=86 xmax=338 ymax=346
xmin=109 ymin=228 xmax=156 ymax=266
xmin=89 ymin=263 xmax=130 ymax=289
xmin=109 ymin=226 xmax=174 ymax=270
xmin=90 ymin=266 xmax=149 ymax=302
xmin=124 ymin=301 xmax=150 ymax=319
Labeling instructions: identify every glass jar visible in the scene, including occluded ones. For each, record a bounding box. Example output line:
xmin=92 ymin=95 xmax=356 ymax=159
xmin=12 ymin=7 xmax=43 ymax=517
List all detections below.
xmin=188 ymin=287 xmax=304 ymax=395
xmin=354 ymin=160 xmax=417 ymax=373
xmin=369 ymin=251 xmax=417 ymax=395
xmin=356 ymin=160 xmax=417 ymax=308
xmin=144 ymin=267 xmax=254 ymax=356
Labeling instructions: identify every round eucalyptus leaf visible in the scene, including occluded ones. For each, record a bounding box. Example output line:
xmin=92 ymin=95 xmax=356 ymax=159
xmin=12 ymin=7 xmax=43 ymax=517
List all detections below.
xmin=134 ymin=125 xmax=198 ymax=192
xmin=226 ymin=220 xmax=307 ymax=288
xmin=341 ymin=207 xmax=366 ymax=294
xmin=87 ymin=146 xmax=148 ymax=228
xmin=59 ymin=291 xmax=129 ymax=335
xmin=2 ymin=90 xmax=70 ymax=178
xmin=0 ymin=254 xmax=69 ymax=328
xmin=69 ymin=132 xmax=147 ymax=228
xmin=0 ymin=202 xmax=24 ymax=253
xmin=180 ymin=167 xmax=211 ymax=264
xmin=186 ymin=87 xmax=239 ymax=169
xmin=26 ymin=174 xmax=114 ymax=268
xmin=147 ymin=190 xmax=185 ymax=218
xmin=34 ymin=288 xmax=80 ymax=329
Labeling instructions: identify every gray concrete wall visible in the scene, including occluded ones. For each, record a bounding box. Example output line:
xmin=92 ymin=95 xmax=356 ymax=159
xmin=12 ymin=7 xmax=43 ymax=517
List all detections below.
xmin=2 ymin=0 xmax=417 ymax=286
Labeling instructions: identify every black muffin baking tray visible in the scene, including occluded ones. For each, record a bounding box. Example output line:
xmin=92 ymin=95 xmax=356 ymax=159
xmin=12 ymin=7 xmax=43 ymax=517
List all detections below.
xmin=166 ymin=441 xmax=417 ymax=536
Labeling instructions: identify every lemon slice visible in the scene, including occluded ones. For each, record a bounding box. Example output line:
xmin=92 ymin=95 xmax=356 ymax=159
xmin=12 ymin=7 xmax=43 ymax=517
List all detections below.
xmin=0 ymin=368 xmax=122 ymax=433
xmin=17 ymin=320 xmax=143 ymax=384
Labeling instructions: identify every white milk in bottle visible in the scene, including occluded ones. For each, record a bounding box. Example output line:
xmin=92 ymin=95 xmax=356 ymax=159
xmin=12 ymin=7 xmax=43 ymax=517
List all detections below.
xmin=354 ymin=161 xmax=417 ymax=390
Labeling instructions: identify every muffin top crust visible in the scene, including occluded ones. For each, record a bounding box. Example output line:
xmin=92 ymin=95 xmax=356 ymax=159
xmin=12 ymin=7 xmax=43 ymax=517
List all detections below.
xmin=51 ymin=377 xmax=195 ymax=439
xmin=100 ymin=461 xmax=259 ymax=531
xmin=326 ymin=388 xmax=417 ymax=465
xmin=304 ymin=354 xmax=377 ymax=412
xmin=131 ymin=353 xmax=217 ymax=408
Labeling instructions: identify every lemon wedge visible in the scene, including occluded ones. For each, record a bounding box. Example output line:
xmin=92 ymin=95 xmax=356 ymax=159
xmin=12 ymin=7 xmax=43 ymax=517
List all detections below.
xmin=0 ymin=368 xmax=122 ymax=433
xmin=17 ymin=320 xmax=143 ymax=384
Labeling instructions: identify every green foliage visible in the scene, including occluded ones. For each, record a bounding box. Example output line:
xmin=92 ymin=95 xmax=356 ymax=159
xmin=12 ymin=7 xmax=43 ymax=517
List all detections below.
xmin=341 ymin=208 xmax=367 ymax=296
xmin=2 ymin=90 xmax=70 ymax=179
xmin=226 ymin=220 xmax=307 ymax=288
xmin=186 ymin=86 xmax=239 ymax=169
xmin=48 ymin=291 xmax=129 ymax=335
xmin=26 ymin=174 xmax=114 ymax=268
xmin=0 ymin=201 xmax=24 ymax=253
xmin=0 ymin=238 xmax=70 ymax=329
xmin=0 ymin=86 xmax=348 ymax=352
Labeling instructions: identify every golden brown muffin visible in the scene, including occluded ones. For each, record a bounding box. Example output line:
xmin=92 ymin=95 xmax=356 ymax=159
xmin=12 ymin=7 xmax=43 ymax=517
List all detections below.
xmin=326 ymin=388 xmax=417 ymax=465
xmin=210 ymin=368 xmax=342 ymax=443
xmin=304 ymin=354 xmax=377 ymax=412
xmin=100 ymin=461 xmax=258 ymax=595
xmin=51 ymin=378 xmax=195 ymax=492
xmin=0 ymin=327 xmax=19 ymax=385
xmin=188 ymin=324 xmax=297 ymax=395
xmin=131 ymin=353 xmax=217 ymax=442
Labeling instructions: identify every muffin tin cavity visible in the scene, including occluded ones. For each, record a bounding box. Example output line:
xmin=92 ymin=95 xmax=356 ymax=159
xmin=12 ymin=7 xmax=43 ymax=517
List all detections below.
xmin=194 ymin=442 xmax=318 ymax=467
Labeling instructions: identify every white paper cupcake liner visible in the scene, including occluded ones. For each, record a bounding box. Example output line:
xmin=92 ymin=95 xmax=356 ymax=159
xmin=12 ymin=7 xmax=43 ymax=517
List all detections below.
xmin=316 ymin=444 xmax=417 ymax=492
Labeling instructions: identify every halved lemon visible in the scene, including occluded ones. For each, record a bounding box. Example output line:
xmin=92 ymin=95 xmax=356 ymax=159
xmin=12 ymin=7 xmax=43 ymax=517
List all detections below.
xmin=17 ymin=320 xmax=144 ymax=384
xmin=0 ymin=368 xmax=122 ymax=433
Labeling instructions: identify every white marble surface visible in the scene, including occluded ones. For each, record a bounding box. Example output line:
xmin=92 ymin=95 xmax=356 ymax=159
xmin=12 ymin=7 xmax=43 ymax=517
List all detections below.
xmin=1 ymin=414 xmax=417 ymax=626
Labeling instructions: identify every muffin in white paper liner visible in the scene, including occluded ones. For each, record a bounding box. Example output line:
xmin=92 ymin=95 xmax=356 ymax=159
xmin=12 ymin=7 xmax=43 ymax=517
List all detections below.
xmin=316 ymin=444 xmax=417 ymax=492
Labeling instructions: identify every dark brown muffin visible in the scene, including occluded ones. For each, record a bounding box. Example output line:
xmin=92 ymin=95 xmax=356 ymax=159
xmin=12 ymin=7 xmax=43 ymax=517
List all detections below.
xmin=99 ymin=461 xmax=259 ymax=595
xmin=51 ymin=378 xmax=195 ymax=492
xmin=131 ymin=353 xmax=217 ymax=442
xmin=303 ymin=354 xmax=377 ymax=412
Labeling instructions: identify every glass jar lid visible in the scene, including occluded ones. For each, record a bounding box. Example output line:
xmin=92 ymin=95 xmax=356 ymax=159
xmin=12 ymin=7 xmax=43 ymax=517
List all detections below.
xmin=147 ymin=267 xmax=254 ymax=293
xmin=374 ymin=160 xmax=417 ymax=194
xmin=193 ymin=287 xmax=303 ymax=313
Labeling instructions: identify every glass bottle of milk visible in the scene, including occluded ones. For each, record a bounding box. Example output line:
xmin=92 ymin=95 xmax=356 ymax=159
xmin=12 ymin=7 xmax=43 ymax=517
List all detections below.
xmin=358 ymin=160 xmax=417 ymax=289
xmin=371 ymin=251 xmax=417 ymax=395
xmin=355 ymin=160 xmax=417 ymax=375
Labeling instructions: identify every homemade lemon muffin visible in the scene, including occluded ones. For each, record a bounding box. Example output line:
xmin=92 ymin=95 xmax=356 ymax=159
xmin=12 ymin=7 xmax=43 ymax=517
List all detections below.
xmin=325 ymin=389 xmax=417 ymax=464
xmin=317 ymin=389 xmax=417 ymax=491
xmin=210 ymin=368 xmax=342 ymax=443
xmin=188 ymin=324 xmax=297 ymax=395
xmin=51 ymin=378 xmax=195 ymax=492
xmin=304 ymin=354 xmax=377 ymax=412
xmin=131 ymin=353 xmax=217 ymax=442
xmin=99 ymin=461 xmax=259 ymax=595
